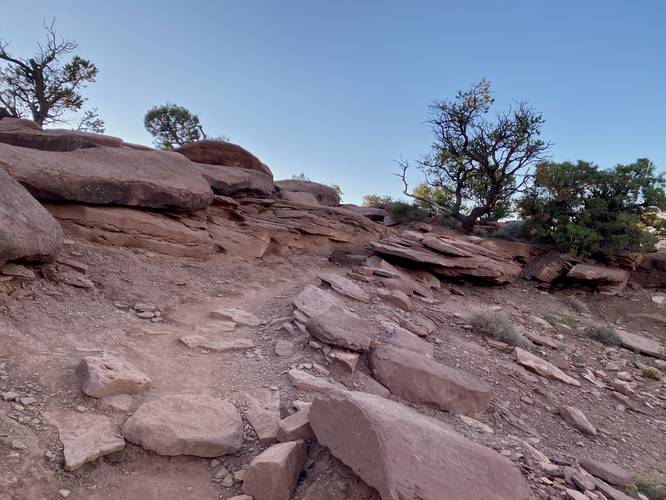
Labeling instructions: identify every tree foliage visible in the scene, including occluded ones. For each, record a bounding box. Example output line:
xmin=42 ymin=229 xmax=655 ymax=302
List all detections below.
xmin=398 ymin=79 xmax=550 ymax=233
xmin=0 ymin=20 xmax=103 ymax=131
xmin=518 ymin=159 xmax=666 ymax=257
xmin=362 ymin=194 xmax=395 ymax=207
xmin=144 ymin=103 xmax=209 ymax=149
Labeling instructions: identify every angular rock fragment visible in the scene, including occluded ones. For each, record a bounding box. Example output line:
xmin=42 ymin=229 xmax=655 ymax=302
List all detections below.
xmin=514 ymin=347 xmax=581 ymax=386
xmin=318 ymin=272 xmax=370 ymax=302
xmin=277 ymin=405 xmax=314 ymax=442
xmin=579 ymin=458 xmax=634 ymax=487
xmin=558 ymin=405 xmax=597 ymax=435
xmin=122 ymin=394 xmax=243 ymax=457
xmin=292 ymin=284 xmax=342 ymax=318
xmin=209 ymin=307 xmax=261 ymax=327
xmin=179 ymin=335 xmax=254 ymax=352
xmin=242 ymin=440 xmax=307 ymax=500
xmin=288 ymin=369 xmax=346 ymax=394
xmin=371 ymin=345 xmax=491 ymax=416
xmin=45 ymin=411 xmax=125 ymax=471
xmin=309 ymin=391 xmax=532 ymax=500
xmin=245 ymin=389 xmax=281 ymax=442
xmin=76 ymin=355 xmax=151 ymax=398
xmin=306 ymin=305 xmax=372 ymax=352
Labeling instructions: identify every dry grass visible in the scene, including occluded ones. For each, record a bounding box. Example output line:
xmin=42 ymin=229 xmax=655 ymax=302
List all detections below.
xmin=469 ymin=309 xmax=531 ymax=348
xmin=562 ymin=295 xmax=590 ymax=313
xmin=642 ymin=367 xmax=662 ymax=380
xmin=585 ymin=324 xmax=622 ymax=346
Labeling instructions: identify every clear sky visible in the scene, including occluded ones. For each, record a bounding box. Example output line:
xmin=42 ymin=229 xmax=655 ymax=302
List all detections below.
xmin=3 ymin=1 xmax=665 ymax=204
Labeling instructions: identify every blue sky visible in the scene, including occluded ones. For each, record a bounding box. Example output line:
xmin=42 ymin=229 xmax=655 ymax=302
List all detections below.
xmin=3 ymin=1 xmax=665 ymax=204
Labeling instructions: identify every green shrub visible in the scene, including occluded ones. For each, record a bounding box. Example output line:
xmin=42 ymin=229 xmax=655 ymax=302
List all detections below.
xmin=634 ymin=473 xmax=666 ymax=500
xmin=544 ymin=313 xmax=578 ymax=329
xmin=387 ymin=201 xmax=429 ymax=223
xmin=642 ymin=367 xmax=662 ymax=380
xmin=562 ymin=296 xmax=589 ymax=314
xmin=469 ymin=309 xmax=531 ymax=347
xmin=585 ymin=324 xmax=622 ymax=346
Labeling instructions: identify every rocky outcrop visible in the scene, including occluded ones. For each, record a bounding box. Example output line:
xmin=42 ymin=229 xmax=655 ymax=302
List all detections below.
xmin=318 ymin=272 xmax=370 ymax=302
xmin=0 ymin=169 xmax=63 ymax=267
xmin=45 ymin=203 xmax=217 ymax=259
xmin=340 ymin=204 xmax=391 ymax=224
xmin=370 ymin=233 xmax=522 ymax=284
xmin=309 ymin=390 xmax=532 ymax=500
xmin=76 ymin=355 xmax=152 ymax=398
xmin=275 ymin=180 xmax=341 ymax=207
xmin=523 ymin=251 xmax=579 ymax=283
xmin=176 ymin=140 xmax=272 ymax=176
xmin=567 ymin=263 xmax=630 ymax=295
xmin=616 ymin=330 xmax=664 ymax=359
xmin=45 ymin=411 xmax=125 ymax=471
xmin=122 ymin=394 xmax=244 ymax=457
xmin=370 ymin=345 xmax=491 ymax=416
xmin=306 ymin=305 xmax=373 ymax=352
xmin=193 ymin=162 xmax=275 ymax=197
xmin=0 ymin=142 xmax=213 ymax=210
xmin=579 ymin=459 xmax=634 ymax=487
xmin=630 ymin=251 xmax=666 ymax=288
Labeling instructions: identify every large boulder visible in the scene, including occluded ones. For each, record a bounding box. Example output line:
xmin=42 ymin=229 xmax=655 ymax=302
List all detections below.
xmin=306 ymin=304 xmax=373 ymax=352
xmin=176 ymin=140 xmax=272 ymax=177
xmin=193 ymin=162 xmax=275 ymax=197
xmin=76 ymin=354 xmax=152 ymax=398
xmin=309 ymin=390 xmax=532 ymax=500
xmin=0 ymin=142 xmax=213 ymax=210
xmin=242 ymin=440 xmax=307 ymax=500
xmin=45 ymin=203 xmax=216 ymax=259
xmin=630 ymin=251 xmax=666 ymax=288
xmin=122 ymin=394 xmax=244 ymax=457
xmin=370 ymin=345 xmax=491 ymax=416
xmin=0 ymin=168 xmax=62 ymax=267
xmin=567 ymin=263 xmax=630 ymax=295
xmin=275 ymin=180 xmax=341 ymax=207
xmin=0 ymin=117 xmax=124 ymax=151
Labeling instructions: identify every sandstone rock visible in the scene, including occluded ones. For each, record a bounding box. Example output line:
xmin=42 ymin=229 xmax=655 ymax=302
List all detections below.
xmin=558 ymin=406 xmax=597 ymax=435
xmin=630 ymin=251 xmax=666 ymax=288
xmin=0 ymin=120 xmax=124 ymax=151
xmin=328 ymin=348 xmax=360 ymax=374
xmin=384 ymin=324 xmax=434 ymax=357
xmin=292 ymin=284 xmax=342 ymax=318
xmin=371 ymin=345 xmax=491 ymax=416
xmin=567 ymin=263 xmax=630 ymax=295
xmin=245 ymin=389 xmax=281 ymax=442
xmin=0 ymin=263 xmax=35 ymax=279
xmin=194 ymin=162 xmax=275 ymax=197
xmin=355 ymin=371 xmax=391 ymax=398
xmin=306 ymin=305 xmax=372 ymax=352
xmin=275 ymin=179 xmax=340 ymax=206
xmin=45 ymin=411 xmax=125 ymax=471
xmin=209 ymin=307 xmax=261 ymax=327
xmin=309 ymin=390 xmax=532 ymax=500
xmin=288 ymin=368 xmax=346 ymax=394
xmin=579 ymin=458 xmax=634 ymax=487
xmin=565 ymin=489 xmax=588 ymax=500
xmin=98 ymin=394 xmax=134 ymax=412
xmin=524 ymin=251 xmax=578 ymax=283
xmin=319 ymin=272 xmax=370 ymax=302
xmin=0 ymin=169 xmax=62 ymax=267
xmin=176 ymin=140 xmax=272 ymax=176
xmin=277 ymin=405 xmax=314 ymax=442
xmin=280 ymin=190 xmax=320 ymax=204
xmin=615 ymin=330 xmax=664 ymax=358
xmin=76 ymin=355 xmax=151 ymax=398
xmin=45 ymin=203 xmax=216 ymax=259
xmin=339 ymin=204 xmax=390 ymax=224
xmin=275 ymin=339 xmax=295 ymax=357
xmin=179 ymin=335 xmax=254 ymax=352
xmin=591 ymin=477 xmax=635 ymax=500
xmin=122 ymin=394 xmax=243 ymax=457
xmin=242 ymin=440 xmax=307 ymax=500
xmin=0 ymin=143 xmax=213 ymax=210
xmin=376 ymin=288 xmax=411 ymax=311
xmin=514 ymin=347 xmax=581 ymax=386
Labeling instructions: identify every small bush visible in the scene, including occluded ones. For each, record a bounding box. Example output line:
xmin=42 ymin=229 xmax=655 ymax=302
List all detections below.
xmin=642 ymin=367 xmax=662 ymax=380
xmin=388 ymin=201 xmax=429 ymax=223
xmin=634 ymin=473 xmax=666 ymax=500
xmin=469 ymin=309 xmax=531 ymax=347
xmin=544 ymin=313 xmax=578 ymax=329
xmin=562 ymin=296 xmax=589 ymax=314
xmin=585 ymin=324 xmax=622 ymax=346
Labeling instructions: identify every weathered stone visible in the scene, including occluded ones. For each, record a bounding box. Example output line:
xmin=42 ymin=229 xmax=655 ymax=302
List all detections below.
xmin=306 ymin=305 xmax=372 ymax=352
xmin=616 ymin=330 xmax=664 ymax=359
xmin=558 ymin=406 xmax=597 ymax=435
xmin=193 ymin=162 xmax=274 ymax=197
xmin=45 ymin=411 xmax=125 ymax=471
xmin=514 ymin=347 xmax=581 ymax=386
xmin=0 ymin=263 xmax=35 ymax=279
xmin=376 ymin=288 xmax=411 ymax=311
xmin=275 ymin=339 xmax=295 ymax=357
xmin=122 ymin=394 xmax=243 ymax=457
xmin=592 ymin=478 xmax=635 ymax=500
xmin=371 ymin=345 xmax=491 ymax=416
xmin=179 ymin=335 xmax=254 ymax=352
xmin=309 ymin=390 xmax=532 ymax=500
xmin=275 ymin=179 xmax=340 ymax=206
xmin=355 ymin=371 xmax=391 ymax=398
xmin=384 ymin=323 xmax=434 ymax=357
xmin=328 ymin=348 xmax=360 ymax=374
xmin=209 ymin=307 xmax=261 ymax=327
xmin=292 ymin=284 xmax=342 ymax=318
xmin=0 ymin=143 xmax=214 ymax=210
xmin=579 ymin=458 xmax=634 ymax=487
xmin=0 ymin=119 xmax=123 ymax=150
xmin=242 ymin=440 xmax=307 ymax=500
xmin=0 ymin=168 xmax=62 ymax=267
xmin=277 ymin=405 xmax=314 ymax=442
xmin=76 ymin=355 xmax=151 ymax=398
xmin=319 ymin=272 xmax=370 ymax=302
xmin=631 ymin=252 xmax=666 ymax=288
xmin=567 ymin=263 xmax=630 ymax=295
xmin=98 ymin=394 xmax=134 ymax=413
xmin=245 ymin=389 xmax=281 ymax=442
xmin=176 ymin=140 xmax=272 ymax=176
xmin=287 ymin=368 xmax=346 ymax=394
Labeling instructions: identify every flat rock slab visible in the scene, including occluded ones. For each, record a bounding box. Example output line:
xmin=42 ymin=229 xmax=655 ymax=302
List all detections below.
xmin=382 ymin=322 xmax=433 ymax=357
xmin=579 ymin=458 xmax=634 ymax=487
xmin=242 ymin=440 xmax=307 ymax=500
xmin=245 ymin=389 xmax=281 ymax=442
xmin=319 ymin=272 xmax=370 ymax=302
xmin=209 ymin=307 xmax=261 ymax=327
xmin=288 ymin=369 xmax=346 ymax=394
xmin=179 ymin=335 xmax=254 ymax=352
xmin=76 ymin=354 xmax=152 ymax=398
xmin=309 ymin=390 xmax=532 ymax=500
xmin=514 ymin=347 xmax=581 ymax=386
xmin=558 ymin=406 xmax=597 ymax=435
xmin=45 ymin=411 xmax=125 ymax=471
xmin=277 ymin=406 xmax=314 ymax=442
xmin=122 ymin=394 xmax=243 ymax=457
xmin=306 ymin=305 xmax=373 ymax=352
xmin=292 ymin=284 xmax=342 ymax=318
xmin=616 ymin=330 xmax=664 ymax=358
xmin=371 ymin=345 xmax=491 ymax=416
